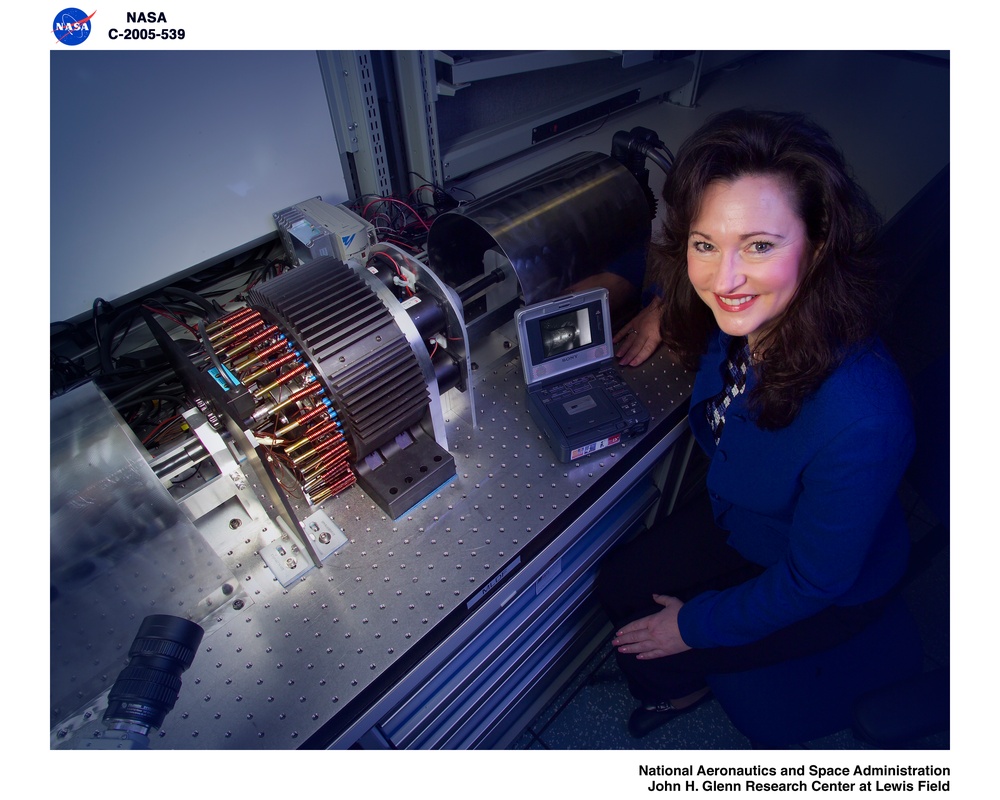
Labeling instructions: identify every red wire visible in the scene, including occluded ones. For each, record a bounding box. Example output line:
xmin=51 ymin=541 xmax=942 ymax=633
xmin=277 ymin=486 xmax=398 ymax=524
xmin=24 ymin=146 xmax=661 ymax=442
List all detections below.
xmin=409 ymin=184 xmax=436 ymax=204
xmin=142 ymin=413 xmax=183 ymax=445
xmin=142 ymin=304 xmax=197 ymax=333
xmin=361 ymin=197 xmax=431 ymax=231
xmin=371 ymin=251 xmax=414 ymax=296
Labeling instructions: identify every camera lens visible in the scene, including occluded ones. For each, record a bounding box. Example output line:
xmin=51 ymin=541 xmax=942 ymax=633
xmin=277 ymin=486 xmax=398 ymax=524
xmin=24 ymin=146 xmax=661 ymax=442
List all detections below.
xmin=103 ymin=614 xmax=204 ymax=732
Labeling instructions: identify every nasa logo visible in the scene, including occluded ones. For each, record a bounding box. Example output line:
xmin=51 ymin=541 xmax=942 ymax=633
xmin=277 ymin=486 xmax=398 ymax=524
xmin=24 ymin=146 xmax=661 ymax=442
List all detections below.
xmin=52 ymin=8 xmax=95 ymax=45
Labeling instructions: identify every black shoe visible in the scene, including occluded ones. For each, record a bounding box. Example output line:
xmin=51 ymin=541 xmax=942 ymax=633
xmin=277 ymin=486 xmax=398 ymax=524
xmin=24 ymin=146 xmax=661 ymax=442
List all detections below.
xmin=628 ymin=693 xmax=712 ymax=738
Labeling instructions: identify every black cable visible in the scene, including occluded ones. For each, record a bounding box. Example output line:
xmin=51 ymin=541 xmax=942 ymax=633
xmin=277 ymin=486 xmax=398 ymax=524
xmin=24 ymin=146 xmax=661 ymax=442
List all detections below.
xmin=98 ymin=305 xmax=140 ymax=375
xmin=99 ymin=301 xmax=197 ymax=375
xmin=201 ymin=258 xmax=271 ymax=298
xmin=197 ymin=320 xmax=228 ymax=380
xmin=106 ymin=367 xmax=179 ymax=407
xmin=645 ymin=146 xmax=673 ymax=176
xmin=124 ymin=394 xmax=187 ymax=428
xmin=109 ymin=308 xmax=140 ymax=358
xmin=407 ymin=171 xmax=445 ymax=192
xmin=92 ymin=297 xmax=112 ymax=354
xmin=160 ymin=286 xmax=220 ymax=321
xmin=140 ymin=300 xmax=210 ymax=330
xmin=95 ymin=363 xmax=168 ymax=384
xmin=50 ymin=352 xmax=92 ymax=397
xmin=656 ymin=142 xmax=676 ymax=164
xmin=178 ymin=242 xmax=276 ymax=290
xmin=158 ymin=302 xmax=208 ymax=319
xmin=115 ymin=393 xmax=186 ymax=412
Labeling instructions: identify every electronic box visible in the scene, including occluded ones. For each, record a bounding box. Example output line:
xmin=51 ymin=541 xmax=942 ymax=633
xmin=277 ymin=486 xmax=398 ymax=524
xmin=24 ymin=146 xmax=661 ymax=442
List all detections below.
xmin=516 ymin=288 xmax=650 ymax=461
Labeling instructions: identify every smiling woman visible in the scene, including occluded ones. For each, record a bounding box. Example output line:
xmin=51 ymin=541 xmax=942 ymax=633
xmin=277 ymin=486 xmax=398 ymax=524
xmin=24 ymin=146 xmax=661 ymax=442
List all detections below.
xmin=649 ymin=108 xmax=885 ymax=428
xmin=597 ymin=108 xmax=914 ymax=740
xmin=685 ymin=174 xmax=811 ymax=352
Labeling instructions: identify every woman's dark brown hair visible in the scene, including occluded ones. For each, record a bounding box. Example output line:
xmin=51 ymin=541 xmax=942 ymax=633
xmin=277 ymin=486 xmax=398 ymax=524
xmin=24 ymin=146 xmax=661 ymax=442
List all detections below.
xmin=651 ymin=108 xmax=884 ymax=428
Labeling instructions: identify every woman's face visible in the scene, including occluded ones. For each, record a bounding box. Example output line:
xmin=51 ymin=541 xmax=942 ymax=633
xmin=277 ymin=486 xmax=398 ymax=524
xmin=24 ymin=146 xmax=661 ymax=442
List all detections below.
xmin=686 ymin=174 xmax=813 ymax=349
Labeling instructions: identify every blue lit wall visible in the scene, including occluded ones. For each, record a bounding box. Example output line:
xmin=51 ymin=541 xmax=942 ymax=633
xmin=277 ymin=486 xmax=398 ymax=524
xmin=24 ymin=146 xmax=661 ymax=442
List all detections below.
xmin=50 ymin=50 xmax=348 ymax=322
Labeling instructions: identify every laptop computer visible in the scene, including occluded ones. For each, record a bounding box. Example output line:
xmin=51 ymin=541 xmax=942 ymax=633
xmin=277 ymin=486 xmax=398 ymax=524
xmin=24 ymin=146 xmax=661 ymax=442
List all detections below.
xmin=515 ymin=287 xmax=650 ymax=462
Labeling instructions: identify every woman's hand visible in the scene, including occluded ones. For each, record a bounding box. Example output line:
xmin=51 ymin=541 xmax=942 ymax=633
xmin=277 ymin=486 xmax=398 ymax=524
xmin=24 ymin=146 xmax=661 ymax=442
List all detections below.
xmin=611 ymin=594 xmax=690 ymax=660
xmin=614 ymin=296 xmax=664 ymax=367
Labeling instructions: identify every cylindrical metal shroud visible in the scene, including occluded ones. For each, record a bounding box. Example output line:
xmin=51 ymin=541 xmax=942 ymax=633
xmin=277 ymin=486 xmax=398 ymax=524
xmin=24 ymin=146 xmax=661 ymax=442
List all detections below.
xmin=426 ymin=151 xmax=650 ymax=304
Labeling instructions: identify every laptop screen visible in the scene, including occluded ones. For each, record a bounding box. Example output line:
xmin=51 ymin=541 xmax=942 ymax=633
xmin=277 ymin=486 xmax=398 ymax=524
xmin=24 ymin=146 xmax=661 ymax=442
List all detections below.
xmin=517 ymin=288 xmax=611 ymax=386
xmin=539 ymin=307 xmax=596 ymax=359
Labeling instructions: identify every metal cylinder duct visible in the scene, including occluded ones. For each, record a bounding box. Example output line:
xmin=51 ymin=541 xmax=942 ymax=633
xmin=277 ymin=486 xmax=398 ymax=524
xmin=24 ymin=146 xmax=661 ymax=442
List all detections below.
xmin=426 ymin=152 xmax=650 ymax=305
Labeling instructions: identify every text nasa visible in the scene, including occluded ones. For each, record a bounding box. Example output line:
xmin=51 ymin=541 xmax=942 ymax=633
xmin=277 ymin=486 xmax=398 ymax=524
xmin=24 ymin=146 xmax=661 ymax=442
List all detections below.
xmin=108 ymin=12 xmax=184 ymax=41
xmin=126 ymin=12 xmax=168 ymax=22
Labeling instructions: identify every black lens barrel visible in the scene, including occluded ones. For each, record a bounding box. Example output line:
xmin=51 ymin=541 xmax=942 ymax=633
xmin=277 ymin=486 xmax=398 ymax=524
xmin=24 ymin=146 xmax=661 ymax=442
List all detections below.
xmin=103 ymin=614 xmax=205 ymax=731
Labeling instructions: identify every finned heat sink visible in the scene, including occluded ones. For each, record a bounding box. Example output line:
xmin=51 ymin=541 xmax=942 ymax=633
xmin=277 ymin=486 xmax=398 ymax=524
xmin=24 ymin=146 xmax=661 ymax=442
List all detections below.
xmin=247 ymin=256 xmax=430 ymax=460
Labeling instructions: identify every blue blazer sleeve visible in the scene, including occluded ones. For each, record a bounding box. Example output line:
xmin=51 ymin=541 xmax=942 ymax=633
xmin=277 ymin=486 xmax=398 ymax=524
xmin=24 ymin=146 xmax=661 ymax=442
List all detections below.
xmin=677 ymin=339 xmax=915 ymax=649
xmin=606 ymin=244 xmax=647 ymax=290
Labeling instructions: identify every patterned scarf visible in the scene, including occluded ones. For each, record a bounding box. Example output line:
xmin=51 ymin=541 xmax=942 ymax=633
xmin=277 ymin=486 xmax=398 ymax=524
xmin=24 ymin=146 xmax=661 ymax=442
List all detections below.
xmin=706 ymin=336 xmax=751 ymax=444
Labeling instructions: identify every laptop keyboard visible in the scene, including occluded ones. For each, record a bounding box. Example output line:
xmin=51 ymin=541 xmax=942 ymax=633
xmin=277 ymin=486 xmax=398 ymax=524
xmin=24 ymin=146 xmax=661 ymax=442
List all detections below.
xmin=539 ymin=366 xmax=646 ymax=423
